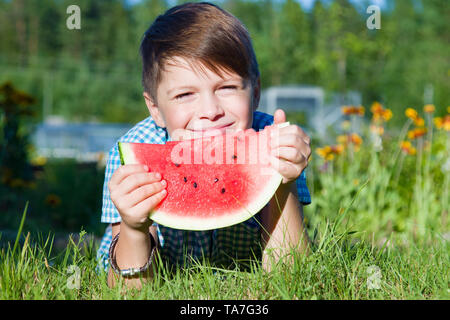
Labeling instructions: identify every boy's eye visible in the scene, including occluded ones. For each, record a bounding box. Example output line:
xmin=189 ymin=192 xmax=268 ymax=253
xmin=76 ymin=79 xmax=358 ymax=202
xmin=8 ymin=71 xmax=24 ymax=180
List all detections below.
xmin=175 ymin=92 xmax=192 ymax=100
xmin=219 ymin=85 xmax=237 ymax=90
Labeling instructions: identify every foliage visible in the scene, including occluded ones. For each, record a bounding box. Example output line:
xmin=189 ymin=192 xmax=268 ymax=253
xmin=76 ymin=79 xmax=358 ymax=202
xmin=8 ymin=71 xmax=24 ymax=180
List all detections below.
xmin=0 ymin=0 xmax=448 ymax=299
xmin=0 ymin=207 xmax=448 ymax=299
xmin=308 ymin=103 xmax=449 ymax=239
xmin=0 ymin=0 xmax=448 ymax=125
xmin=0 ymin=82 xmax=36 ymax=190
xmin=0 ymin=160 xmax=105 ymax=236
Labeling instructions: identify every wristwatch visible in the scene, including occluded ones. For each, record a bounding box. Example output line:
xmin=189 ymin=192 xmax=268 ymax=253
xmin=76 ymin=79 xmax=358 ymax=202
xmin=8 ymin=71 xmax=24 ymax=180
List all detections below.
xmin=109 ymin=231 xmax=157 ymax=277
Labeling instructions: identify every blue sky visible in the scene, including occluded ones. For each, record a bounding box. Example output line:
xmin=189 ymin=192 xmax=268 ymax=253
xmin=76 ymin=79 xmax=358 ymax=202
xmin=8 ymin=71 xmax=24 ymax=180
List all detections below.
xmin=297 ymin=0 xmax=387 ymax=10
xmin=127 ymin=0 xmax=388 ymax=10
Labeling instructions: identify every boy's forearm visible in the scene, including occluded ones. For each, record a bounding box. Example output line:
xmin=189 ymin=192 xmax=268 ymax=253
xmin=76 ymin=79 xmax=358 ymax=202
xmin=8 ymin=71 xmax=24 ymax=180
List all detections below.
xmin=107 ymin=223 xmax=155 ymax=289
xmin=261 ymin=181 xmax=310 ymax=271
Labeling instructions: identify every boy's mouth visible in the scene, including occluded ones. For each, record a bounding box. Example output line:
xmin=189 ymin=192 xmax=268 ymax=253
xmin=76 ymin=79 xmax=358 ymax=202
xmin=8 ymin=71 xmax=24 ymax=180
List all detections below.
xmin=189 ymin=123 xmax=235 ymax=136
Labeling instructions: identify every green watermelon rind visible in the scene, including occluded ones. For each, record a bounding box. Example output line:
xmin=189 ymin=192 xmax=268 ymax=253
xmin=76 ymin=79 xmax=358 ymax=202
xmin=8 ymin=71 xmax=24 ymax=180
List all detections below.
xmin=118 ymin=142 xmax=138 ymax=165
xmin=148 ymin=171 xmax=282 ymax=231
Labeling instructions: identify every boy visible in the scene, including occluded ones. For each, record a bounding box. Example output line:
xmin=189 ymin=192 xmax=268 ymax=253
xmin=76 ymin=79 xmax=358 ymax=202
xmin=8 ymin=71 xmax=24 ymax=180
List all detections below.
xmin=97 ymin=2 xmax=312 ymax=288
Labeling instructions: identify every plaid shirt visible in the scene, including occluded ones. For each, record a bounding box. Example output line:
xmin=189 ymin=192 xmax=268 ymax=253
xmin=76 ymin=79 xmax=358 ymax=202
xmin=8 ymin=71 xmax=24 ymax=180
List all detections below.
xmin=96 ymin=111 xmax=311 ymax=271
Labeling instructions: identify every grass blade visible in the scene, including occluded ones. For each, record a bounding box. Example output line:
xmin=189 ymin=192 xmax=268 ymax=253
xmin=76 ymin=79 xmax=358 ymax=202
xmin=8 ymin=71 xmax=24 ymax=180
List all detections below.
xmin=12 ymin=201 xmax=29 ymax=257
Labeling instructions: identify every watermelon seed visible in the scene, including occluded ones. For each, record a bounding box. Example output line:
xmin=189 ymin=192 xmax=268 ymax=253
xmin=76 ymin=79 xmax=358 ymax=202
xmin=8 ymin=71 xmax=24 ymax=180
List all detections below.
xmin=232 ymin=155 xmax=237 ymax=160
xmin=174 ymin=163 xmax=180 ymax=167
xmin=183 ymin=177 xmax=187 ymax=183
xmin=193 ymin=182 xmax=198 ymax=188
xmin=221 ymin=188 xmax=226 ymax=194
xmin=214 ymin=178 xmax=219 ymax=183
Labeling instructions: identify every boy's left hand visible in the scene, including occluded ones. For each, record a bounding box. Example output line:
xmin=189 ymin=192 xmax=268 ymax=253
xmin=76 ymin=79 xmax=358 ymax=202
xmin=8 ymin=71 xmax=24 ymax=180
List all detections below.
xmin=269 ymin=109 xmax=311 ymax=185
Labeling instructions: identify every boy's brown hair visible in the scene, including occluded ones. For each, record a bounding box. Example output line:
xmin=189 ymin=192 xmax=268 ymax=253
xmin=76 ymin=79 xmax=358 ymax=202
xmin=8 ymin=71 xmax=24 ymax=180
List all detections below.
xmin=139 ymin=2 xmax=260 ymax=103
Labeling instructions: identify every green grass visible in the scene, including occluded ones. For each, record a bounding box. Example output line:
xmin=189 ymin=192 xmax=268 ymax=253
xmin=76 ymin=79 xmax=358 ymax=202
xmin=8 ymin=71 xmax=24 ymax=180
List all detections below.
xmin=0 ymin=203 xmax=448 ymax=300
xmin=1 ymin=112 xmax=448 ymax=299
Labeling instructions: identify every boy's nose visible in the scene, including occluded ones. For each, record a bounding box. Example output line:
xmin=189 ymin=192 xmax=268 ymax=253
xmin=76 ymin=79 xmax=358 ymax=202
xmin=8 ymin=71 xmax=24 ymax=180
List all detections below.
xmin=197 ymin=92 xmax=225 ymax=120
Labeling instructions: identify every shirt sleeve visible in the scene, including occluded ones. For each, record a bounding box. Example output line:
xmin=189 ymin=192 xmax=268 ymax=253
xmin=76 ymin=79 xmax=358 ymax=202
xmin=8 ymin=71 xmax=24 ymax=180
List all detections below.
xmin=296 ymin=169 xmax=311 ymax=205
xmin=101 ymin=143 xmax=122 ymax=224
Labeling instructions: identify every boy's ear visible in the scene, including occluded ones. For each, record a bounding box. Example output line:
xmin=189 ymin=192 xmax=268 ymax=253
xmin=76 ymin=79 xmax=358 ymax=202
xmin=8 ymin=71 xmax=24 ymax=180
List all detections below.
xmin=143 ymin=92 xmax=166 ymax=128
xmin=252 ymin=77 xmax=261 ymax=112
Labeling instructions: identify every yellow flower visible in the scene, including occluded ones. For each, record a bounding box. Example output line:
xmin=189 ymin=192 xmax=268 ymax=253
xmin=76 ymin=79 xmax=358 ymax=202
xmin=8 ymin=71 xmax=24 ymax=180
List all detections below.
xmin=413 ymin=117 xmax=425 ymax=127
xmin=382 ymin=109 xmax=393 ymax=121
xmin=370 ymin=102 xmax=383 ymax=114
xmin=316 ymin=147 xmax=334 ymax=161
xmin=447 ymin=106 xmax=450 ymax=114
xmin=400 ymin=140 xmax=411 ymax=149
xmin=316 ymin=147 xmax=328 ymax=159
xmin=434 ymin=115 xmax=450 ymax=131
xmin=407 ymin=127 xmax=427 ymax=139
xmin=400 ymin=140 xmax=416 ymax=156
xmin=434 ymin=117 xmax=442 ymax=129
xmin=336 ymin=133 xmax=363 ymax=151
xmin=316 ymin=144 xmax=343 ymax=161
xmin=341 ymin=106 xmax=349 ymax=114
xmin=358 ymin=106 xmax=365 ymax=115
xmin=332 ymin=144 xmax=345 ymax=154
xmin=341 ymin=105 xmax=364 ymax=116
xmin=408 ymin=146 xmax=417 ymax=155
xmin=45 ymin=194 xmax=62 ymax=208
xmin=424 ymin=104 xmax=435 ymax=113
xmin=405 ymin=108 xmax=418 ymax=120
xmin=371 ymin=102 xmax=392 ymax=123
xmin=444 ymin=116 xmax=450 ymax=131
xmin=350 ymin=133 xmax=363 ymax=146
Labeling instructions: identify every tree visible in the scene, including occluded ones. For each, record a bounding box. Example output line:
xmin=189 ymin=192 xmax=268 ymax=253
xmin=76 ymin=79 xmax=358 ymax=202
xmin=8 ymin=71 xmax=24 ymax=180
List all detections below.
xmin=277 ymin=0 xmax=311 ymax=85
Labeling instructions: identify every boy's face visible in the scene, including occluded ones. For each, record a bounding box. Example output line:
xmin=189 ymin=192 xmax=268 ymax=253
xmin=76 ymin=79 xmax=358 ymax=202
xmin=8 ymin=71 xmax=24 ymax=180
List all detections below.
xmin=144 ymin=56 xmax=259 ymax=140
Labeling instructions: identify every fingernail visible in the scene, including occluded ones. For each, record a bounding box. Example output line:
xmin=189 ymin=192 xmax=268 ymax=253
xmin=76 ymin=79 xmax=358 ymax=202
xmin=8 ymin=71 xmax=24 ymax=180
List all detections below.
xmin=155 ymin=172 xmax=161 ymax=179
xmin=161 ymin=180 xmax=167 ymax=187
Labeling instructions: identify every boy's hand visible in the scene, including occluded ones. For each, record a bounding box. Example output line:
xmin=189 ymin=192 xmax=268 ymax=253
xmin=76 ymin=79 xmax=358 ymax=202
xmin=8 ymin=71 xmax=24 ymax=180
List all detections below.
xmin=269 ymin=109 xmax=311 ymax=185
xmin=108 ymin=164 xmax=167 ymax=231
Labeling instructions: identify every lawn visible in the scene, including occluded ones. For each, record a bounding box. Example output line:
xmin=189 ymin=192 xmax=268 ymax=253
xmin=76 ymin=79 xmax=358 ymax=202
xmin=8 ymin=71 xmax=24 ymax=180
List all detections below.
xmin=0 ymin=104 xmax=449 ymax=299
xmin=0 ymin=204 xmax=448 ymax=299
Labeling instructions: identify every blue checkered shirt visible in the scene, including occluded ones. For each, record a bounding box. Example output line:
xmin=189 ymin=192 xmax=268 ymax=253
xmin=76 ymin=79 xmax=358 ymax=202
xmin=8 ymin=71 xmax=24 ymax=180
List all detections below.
xmin=96 ymin=111 xmax=311 ymax=271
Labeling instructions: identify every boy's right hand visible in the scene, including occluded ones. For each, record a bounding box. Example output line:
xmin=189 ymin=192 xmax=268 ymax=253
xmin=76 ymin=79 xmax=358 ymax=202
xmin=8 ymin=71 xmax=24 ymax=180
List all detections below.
xmin=108 ymin=164 xmax=167 ymax=231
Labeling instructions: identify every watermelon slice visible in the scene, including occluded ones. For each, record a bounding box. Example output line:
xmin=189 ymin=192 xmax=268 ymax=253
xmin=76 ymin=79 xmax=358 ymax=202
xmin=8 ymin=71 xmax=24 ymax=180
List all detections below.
xmin=118 ymin=123 xmax=288 ymax=231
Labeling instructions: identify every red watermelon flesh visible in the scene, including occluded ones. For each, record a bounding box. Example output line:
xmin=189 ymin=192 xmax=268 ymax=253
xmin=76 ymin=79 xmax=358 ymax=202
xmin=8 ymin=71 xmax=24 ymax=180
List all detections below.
xmin=118 ymin=124 xmax=286 ymax=230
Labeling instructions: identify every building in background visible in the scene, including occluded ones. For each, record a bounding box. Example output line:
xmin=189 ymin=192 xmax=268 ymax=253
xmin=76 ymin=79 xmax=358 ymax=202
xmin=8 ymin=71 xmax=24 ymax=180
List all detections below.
xmin=259 ymin=85 xmax=363 ymax=142
xmin=33 ymin=116 xmax=131 ymax=164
